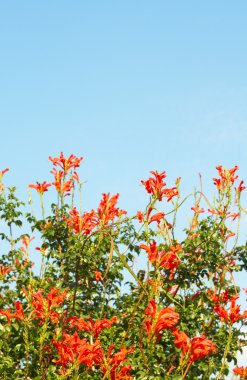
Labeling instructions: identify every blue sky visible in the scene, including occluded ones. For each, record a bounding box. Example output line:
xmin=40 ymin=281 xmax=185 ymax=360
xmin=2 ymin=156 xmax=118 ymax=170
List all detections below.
xmin=1 ymin=3 xmax=247 ymax=236
xmin=1 ymin=0 xmax=247 ymax=263
xmin=1 ymin=1 xmax=247 ymax=369
xmin=1 ymin=2 xmax=247 ymax=204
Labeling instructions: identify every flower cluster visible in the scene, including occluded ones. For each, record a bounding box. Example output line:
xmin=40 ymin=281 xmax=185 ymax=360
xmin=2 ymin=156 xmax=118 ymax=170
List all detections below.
xmin=29 ymin=152 xmax=83 ymax=197
xmin=213 ymin=295 xmax=247 ymax=324
xmin=65 ymin=193 xmax=126 ymax=235
xmin=141 ymin=170 xmax=178 ymax=201
xmin=233 ymin=366 xmax=247 ymax=379
xmin=0 ymin=156 xmax=246 ymax=379
xmin=172 ymin=329 xmax=216 ymax=363
xmin=140 ymin=242 xmax=182 ymax=279
xmin=144 ymin=299 xmax=179 ymax=341
xmin=69 ymin=315 xmax=117 ymax=339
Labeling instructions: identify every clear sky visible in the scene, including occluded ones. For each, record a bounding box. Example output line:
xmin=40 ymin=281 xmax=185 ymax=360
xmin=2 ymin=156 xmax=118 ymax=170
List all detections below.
xmin=1 ymin=5 xmax=247 ymax=249
xmin=1 ymin=1 xmax=247 ymax=369
xmin=1 ymin=1 xmax=247 ymax=205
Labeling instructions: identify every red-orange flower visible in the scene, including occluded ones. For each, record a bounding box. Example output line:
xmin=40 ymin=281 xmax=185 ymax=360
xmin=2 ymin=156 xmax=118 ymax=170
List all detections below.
xmin=140 ymin=242 xmax=181 ymax=277
xmin=97 ymin=193 xmax=127 ymax=225
xmin=136 ymin=211 xmax=144 ymax=223
xmin=49 ymin=152 xmax=83 ymax=175
xmin=208 ymin=208 xmax=224 ymax=216
xmin=159 ymin=245 xmax=182 ymax=278
xmin=141 ymin=171 xmax=179 ymax=202
xmin=227 ymin=212 xmax=240 ymax=221
xmin=0 ymin=168 xmax=9 ymax=178
xmin=208 ymin=289 xmax=229 ymax=304
xmin=31 ymin=288 xmax=67 ymax=324
xmin=191 ymin=205 xmax=205 ymax=214
xmin=213 ymin=165 xmax=239 ymax=191
xmin=189 ymin=335 xmax=216 ymax=362
xmin=29 ymin=181 xmax=51 ymax=194
xmin=236 ymin=180 xmax=246 ymax=194
xmin=51 ymin=169 xmax=74 ymax=196
xmin=0 ymin=301 xmax=25 ymax=323
xmin=144 ymin=299 xmax=179 ymax=340
xmin=163 ymin=187 xmax=179 ymax=201
xmin=0 ymin=168 xmax=9 ymax=190
xmin=172 ymin=328 xmax=191 ymax=356
xmin=21 ymin=235 xmax=35 ymax=249
xmin=69 ymin=316 xmax=117 ymax=339
xmin=140 ymin=242 xmax=159 ymax=264
xmin=0 ymin=265 xmax=12 ymax=277
xmin=65 ymin=207 xmax=99 ymax=235
xmin=101 ymin=344 xmax=134 ymax=380
xmin=94 ymin=271 xmax=103 ymax=282
xmin=172 ymin=329 xmax=216 ymax=363
xmin=52 ymin=332 xmax=103 ymax=370
xmin=233 ymin=366 xmax=247 ymax=378
xmin=149 ymin=212 xmax=165 ymax=225
xmin=214 ymin=297 xmax=246 ymax=324
xmin=141 ymin=171 xmax=166 ymax=201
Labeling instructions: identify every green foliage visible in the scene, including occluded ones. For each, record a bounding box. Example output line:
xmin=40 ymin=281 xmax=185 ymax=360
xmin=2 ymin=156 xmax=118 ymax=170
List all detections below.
xmin=0 ymin=157 xmax=246 ymax=379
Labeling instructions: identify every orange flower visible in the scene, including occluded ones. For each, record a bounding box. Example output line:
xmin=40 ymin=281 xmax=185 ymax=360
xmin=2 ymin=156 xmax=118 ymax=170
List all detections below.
xmin=0 ymin=168 xmax=9 ymax=190
xmin=172 ymin=329 xmax=216 ymax=363
xmin=31 ymin=288 xmax=67 ymax=324
xmin=140 ymin=242 xmax=181 ymax=276
xmin=0 ymin=301 xmax=25 ymax=323
xmin=52 ymin=332 xmax=103 ymax=370
xmin=29 ymin=181 xmax=52 ymax=194
xmin=49 ymin=152 xmax=83 ymax=175
xmin=0 ymin=265 xmax=12 ymax=277
xmin=155 ymin=307 xmax=179 ymax=334
xmin=145 ymin=298 xmax=157 ymax=319
xmin=141 ymin=171 xmax=179 ymax=202
xmin=162 ymin=187 xmax=179 ymax=201
xmin=136 ymin=211 xmax=144 ymax=223
xmin=101 ymin=344 xmax=134 ymax=380
xmin=51 ymin=168 xmax=74 ymax=196
xmin=214 ymin=296 xmax=246 ymax=324
xmin=144 ymin=299 xmax=179 ymax=340
xmin=97 ymin=193 xmax=127 ymax=225
xmin=225 ymin=231 xmax=235 ymax=241
xmin=69 ymin=316 xmax=117 ymax=339
xmin=236 ymin=180 xmax=246 ymax=194
xmin=191 ymin=205 xmax=205 ymax=214
xmin=159 ymin=245 xmax=182 ymax=276
xmin=208 ymin=289 xmax=229 ymax=304
xmin=189 ymin=336 xmax=216 ymax=362
xmin=213 ymin=165 xmax=239 ymax=191
xmin=208 ymin=208 xmax=224 ymax=216
xmin=0 ymin=168 xmax=9 ymax=179
xmin=172 ymin=328 xmax=191 ymax=356
xmin=141 ymin=171 xmax=166 ymax=200
xmin=94 ymin=271 xmax=103 ymax=282
xmin=65 ymin=207 xmax=99 ymax=235
xmin=149 ymin=212 xmax=165 ymax=225
xmin=227 ymin=212 xmax=240 ymax=221
xmin=233 ymin=366 xmax=247 ymax=378
xmin=140 ymin=242 xmax=159 ymax=264
xmin=21 ymin=235 xmax=35 ymax=249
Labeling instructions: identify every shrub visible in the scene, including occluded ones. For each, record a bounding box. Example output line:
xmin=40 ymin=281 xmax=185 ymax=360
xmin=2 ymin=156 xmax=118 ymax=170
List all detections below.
xmin=0 ymin=155 xmax=246 ymax=379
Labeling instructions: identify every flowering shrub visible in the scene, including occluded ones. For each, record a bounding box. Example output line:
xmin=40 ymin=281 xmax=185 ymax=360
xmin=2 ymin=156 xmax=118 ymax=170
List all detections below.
xmin=0 ymin=154 xmax=247 ymax=379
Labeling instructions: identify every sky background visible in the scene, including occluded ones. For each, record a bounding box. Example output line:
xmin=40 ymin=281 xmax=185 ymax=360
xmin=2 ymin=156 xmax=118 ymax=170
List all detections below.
xmin=1 ymin=1 xmax=247 ymax=370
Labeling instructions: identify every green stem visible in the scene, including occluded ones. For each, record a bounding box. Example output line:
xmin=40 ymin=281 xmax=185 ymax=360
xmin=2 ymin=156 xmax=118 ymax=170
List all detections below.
xmin=114 ymin=245 xmax=148 ymax=295
xmin=23 ymin=322 xmax=30 ymax=380
xmin=216 ymin=324 xmax=232 ymax=380
xmin=39 ymin=193 xmax=46 ymax=279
